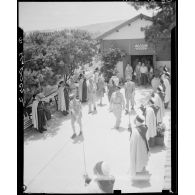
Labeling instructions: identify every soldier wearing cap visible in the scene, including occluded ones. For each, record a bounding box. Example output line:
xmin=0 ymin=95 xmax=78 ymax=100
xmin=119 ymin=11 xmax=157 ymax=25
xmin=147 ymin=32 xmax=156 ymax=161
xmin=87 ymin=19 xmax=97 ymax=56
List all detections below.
xmin=110 ymin=86 xmax=125 ymax=129
xmin=69 ymin=89 xmax=83 ymax=139
xmin=124 ymin=77 xmax=135 ymax=114
xmin=129 ymin=114 xmax=149 ymax=177
xmin=84 ymin=161 xmax=115 ymax=193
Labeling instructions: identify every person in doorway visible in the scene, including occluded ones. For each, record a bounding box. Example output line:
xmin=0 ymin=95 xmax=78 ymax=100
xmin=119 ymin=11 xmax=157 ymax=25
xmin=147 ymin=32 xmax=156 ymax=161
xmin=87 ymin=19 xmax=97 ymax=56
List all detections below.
xmin=69 ymin=89 xmax=83 ymax=139
xmin=140 ymin=63 xmax=148 ymax=86
xmin=57 ymin=81 xmax=66 ymax=115
xmin=129 ymin=114 xmax=150 ymax=178
xmin=87 ymin=77 xmax=97 ymax=114
xmin=110 ymin=86 xmax=125 ymax=129
xmin=148 ymin=66 xmax=154 ymax=83
xmin=125 ymin=64 xmax=133 ymax=81
xmin=84 ymin=161 xmax=115 ymax=193
xmin=97 ymin=73 xmax=105 ymax=106
xmin=124 ymin=77 xmax=135 ymax=114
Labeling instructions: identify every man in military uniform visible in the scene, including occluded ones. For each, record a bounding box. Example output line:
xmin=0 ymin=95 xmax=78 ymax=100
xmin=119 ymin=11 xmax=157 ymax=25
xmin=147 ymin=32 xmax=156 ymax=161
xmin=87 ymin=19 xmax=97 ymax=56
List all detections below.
xmin=69 ymin=89 xmax=83 ymax=139
xmin=124 ymin=77 xmax=135 ymax=114
xmin=110 ymin=86 xmax=125 ymax=129
xmin=87 ymin=78 xmax=97 ymax=114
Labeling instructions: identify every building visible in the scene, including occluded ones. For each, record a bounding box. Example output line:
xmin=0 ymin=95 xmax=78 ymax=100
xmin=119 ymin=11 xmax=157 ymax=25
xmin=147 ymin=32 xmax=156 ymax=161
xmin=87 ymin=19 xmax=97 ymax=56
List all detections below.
xmin=96 ymin=14 xmax=171 ymax=79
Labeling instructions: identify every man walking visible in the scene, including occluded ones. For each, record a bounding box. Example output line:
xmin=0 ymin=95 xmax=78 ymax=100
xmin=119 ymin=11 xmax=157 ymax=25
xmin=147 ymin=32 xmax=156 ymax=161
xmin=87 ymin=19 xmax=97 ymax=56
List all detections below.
xmin=87 ymin=78 xmax=97 ymax=114
xmin=69 ymin=89 xmax=83 ymax=139
xmin=110 ymin=86 xmax=125 ymax=129
xmin=124 ymin=77 xmax=135 ymax=114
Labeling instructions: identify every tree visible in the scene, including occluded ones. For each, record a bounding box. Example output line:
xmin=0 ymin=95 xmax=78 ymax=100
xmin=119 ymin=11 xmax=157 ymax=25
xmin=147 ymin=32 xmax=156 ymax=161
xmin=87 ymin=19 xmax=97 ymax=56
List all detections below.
xmin=100 ymin=48 xmax=126 ymax=82
xmin=23 ymin=29 xmax=98 ymax=107
xmin=128 ymin=1 xmax=176 ymax=46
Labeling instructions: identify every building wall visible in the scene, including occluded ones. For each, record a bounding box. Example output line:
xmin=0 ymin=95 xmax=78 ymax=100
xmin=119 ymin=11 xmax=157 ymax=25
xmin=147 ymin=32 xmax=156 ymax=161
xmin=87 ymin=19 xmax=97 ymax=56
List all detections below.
xmin=100 ymin=39 xmax=171 ymax=64
xmin=103 ymin=18 xmax=152 ymax=40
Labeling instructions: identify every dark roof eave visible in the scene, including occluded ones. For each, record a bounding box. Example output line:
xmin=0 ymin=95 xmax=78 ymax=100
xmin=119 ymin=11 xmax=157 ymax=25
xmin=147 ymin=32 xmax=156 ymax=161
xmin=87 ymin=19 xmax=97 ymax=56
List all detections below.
xmin=96 ymin=13 xmax=152 ymax=40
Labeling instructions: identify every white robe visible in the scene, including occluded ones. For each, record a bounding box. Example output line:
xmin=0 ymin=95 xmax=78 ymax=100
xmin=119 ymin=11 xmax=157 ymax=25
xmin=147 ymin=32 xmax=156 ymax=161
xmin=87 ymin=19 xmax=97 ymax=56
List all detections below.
xmin=58 ymin=87 xmax=66 ymax=111
xmin=32 ymin=100 xmax=39 ymax=129
xmin=153 ymin=93 xmax=164 ymax=124
xmin=145 ymin=106 xmax=157 ymax=140
xmin=129 ymin=127 xmax=149 ymax=176
xmin=163 ymin=78 xmax=171 ymax=103
xmin=151 ymin=77 xmax=160 ymax=92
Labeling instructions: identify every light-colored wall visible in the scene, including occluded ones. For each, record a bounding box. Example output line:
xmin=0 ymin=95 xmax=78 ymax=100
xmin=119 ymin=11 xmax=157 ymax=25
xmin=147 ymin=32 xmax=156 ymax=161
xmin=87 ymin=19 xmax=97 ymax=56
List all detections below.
xmin=156 ymin=61 xmax=171 ymax=72
xmin=103 ymin=18 xmax=152 ymax=40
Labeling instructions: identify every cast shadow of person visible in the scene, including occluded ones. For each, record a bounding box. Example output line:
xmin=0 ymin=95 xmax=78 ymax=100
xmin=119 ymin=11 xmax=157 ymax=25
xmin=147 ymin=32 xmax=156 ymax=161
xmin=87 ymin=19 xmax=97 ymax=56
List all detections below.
xmin=24 ymin=112 xmax=71 ymax=144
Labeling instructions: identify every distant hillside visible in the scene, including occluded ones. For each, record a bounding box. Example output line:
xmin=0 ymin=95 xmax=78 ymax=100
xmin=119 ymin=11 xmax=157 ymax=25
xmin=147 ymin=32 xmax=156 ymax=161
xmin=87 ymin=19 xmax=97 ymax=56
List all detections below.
xmin=76 ymin=19 xmax=127 ymax=38
xmin=25 ymin=19 xmax=128 ymax=38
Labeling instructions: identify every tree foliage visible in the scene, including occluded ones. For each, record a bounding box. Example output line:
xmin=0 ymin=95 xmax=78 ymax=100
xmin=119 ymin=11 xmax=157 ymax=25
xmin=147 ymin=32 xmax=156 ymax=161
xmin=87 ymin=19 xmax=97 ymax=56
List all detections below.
xmin=23 ymin=29 xmax=98 ymax=105
xmin=100 ymin=48 xmax=126 ymax=82
xmin=128 ymin=1 xmax=176 ymax=45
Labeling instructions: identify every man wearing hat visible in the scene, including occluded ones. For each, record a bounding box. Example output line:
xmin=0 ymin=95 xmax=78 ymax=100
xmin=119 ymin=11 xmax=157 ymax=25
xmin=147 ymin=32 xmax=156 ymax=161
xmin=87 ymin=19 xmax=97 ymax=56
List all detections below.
xmin=140 ymin=104 xmax=157 ymax=142
xmin=129 ymin=114 xmax=149 ymax=177
xmin=110 ymin=86 xmax=125 ymax=129
xmin=84 ymin=161 xmax=115 ymax=193
xmin=124 ymin=77 xmax=135 ymax=114
xmin=87 ymin=77 xmax=97 ymax=114
xmin=32 ymin=93 xmax=47 ymax=133
xmin=69 ymin=88 xmax=83 ymax=139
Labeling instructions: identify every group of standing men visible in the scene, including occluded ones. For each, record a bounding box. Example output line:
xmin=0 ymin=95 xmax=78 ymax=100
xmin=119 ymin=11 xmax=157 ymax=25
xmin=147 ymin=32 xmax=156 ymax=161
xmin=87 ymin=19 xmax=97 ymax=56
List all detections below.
xmin=125 ymin=61 xmax=154 ymax=86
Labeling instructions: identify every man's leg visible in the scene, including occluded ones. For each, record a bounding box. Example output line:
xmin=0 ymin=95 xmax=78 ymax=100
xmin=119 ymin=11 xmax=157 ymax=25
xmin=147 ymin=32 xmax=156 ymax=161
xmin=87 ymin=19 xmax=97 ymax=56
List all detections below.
xmin=116 ymin=109 xmax=122 ymax=128
xmin=130 ymin=96 xmax=135 ymax=110
xmin=88 ymin=99 xmax=92 ymax=113
xmin=71 ymin=116 xmax=77 ymax=139
xmin=125 ymin=97 xmax=130 ymax=114
xmin=77 ymin=116 xmax=83 ymax=136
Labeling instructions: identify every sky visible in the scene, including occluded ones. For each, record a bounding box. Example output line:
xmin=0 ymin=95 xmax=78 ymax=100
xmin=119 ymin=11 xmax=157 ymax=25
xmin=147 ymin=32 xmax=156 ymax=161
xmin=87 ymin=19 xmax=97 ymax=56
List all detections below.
xmin=19 ymin=2 xmax=154 ymax=32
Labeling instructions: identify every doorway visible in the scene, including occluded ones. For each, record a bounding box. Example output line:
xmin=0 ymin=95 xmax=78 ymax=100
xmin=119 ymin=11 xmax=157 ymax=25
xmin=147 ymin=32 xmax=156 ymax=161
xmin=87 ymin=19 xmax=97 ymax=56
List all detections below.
xmin=131 ymin=55 xmax=153 ymax=71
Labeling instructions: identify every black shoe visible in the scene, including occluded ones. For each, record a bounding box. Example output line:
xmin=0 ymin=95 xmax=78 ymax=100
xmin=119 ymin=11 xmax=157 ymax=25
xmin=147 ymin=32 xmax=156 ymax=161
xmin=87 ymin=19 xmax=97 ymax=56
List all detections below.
xmin=78 ymin=131 xmax=83 ymax=137
xmin=71 ymin=133 xmax=77 ymax=139
xmin=39 ymin=130 xmax=43 ymax=133
xmin=125 ymin=110 xmax=129 ymax=115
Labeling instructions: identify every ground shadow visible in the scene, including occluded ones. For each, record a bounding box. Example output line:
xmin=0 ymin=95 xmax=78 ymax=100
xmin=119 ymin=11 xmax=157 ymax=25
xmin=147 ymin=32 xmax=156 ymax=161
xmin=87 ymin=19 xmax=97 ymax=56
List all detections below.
xmin=24 ymin=112 xmax=71 ymax=144
xmin=131 ymin=179 xmax=151 ymax=189
xmin=149 ymin=145 xmax=167 ymax=153
xmin=97 ymin=103 xmax=107 ymax=107
xmin=116 ymin=127 xmax=128 ymax=133
xmin=72 ymin=135 xmax=84 ymax=144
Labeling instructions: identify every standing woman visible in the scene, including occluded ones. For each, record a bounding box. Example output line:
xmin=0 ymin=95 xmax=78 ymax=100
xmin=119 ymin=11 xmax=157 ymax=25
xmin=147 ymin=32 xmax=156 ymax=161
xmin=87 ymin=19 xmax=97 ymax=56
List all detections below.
xmin=107 ymin=79 xmax=116 ymax=111
xmin=57 ymin=81 xmax=66 ymax=115
xmin=64 ymin=82 xmax=70 ymax=115
xmin=78 ymin=74 xmax=84 ymax=102
xmin=82 ymin=75 xmax=88 ymax=103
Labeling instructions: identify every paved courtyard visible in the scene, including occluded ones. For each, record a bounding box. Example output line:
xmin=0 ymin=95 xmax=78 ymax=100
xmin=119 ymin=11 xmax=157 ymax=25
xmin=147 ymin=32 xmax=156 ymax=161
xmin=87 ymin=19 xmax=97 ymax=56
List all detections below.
xmin=24 ymin=86 xmax=171 ymax=193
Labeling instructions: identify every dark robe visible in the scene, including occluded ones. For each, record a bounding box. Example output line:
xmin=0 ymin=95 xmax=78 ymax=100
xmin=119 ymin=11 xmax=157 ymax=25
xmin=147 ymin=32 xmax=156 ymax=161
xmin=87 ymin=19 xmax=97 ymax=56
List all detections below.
xmin=43 ymin=102 xmax=51 ymax=120
xmin=64 ymin=85 xmax=70 ymax=112
xmin=82 ymin=78 xmax=87 ymax=102
xmin=136 ymin=125 xmax=150 ymax=153
xmin=37 ymin=101 xmax=47 ymax=131
xmin=97 ymin=178 xmax=115 ymax=193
